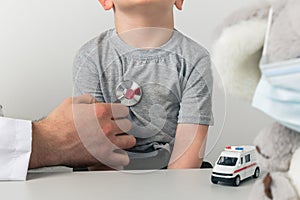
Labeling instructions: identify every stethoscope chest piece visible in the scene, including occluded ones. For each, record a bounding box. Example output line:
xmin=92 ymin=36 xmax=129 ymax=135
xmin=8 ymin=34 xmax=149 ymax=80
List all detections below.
xmin=116 ymin=80 xmax=142 ymax=107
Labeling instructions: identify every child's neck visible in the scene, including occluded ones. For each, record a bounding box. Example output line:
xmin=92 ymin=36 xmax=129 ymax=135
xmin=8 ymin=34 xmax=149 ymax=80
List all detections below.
xmin=114 ymin=9 xmax=174 ymax=49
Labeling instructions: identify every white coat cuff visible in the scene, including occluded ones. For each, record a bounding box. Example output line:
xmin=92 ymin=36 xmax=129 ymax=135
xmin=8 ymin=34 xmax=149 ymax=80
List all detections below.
xmin=0 ymin=118 xmax=32 ymax=181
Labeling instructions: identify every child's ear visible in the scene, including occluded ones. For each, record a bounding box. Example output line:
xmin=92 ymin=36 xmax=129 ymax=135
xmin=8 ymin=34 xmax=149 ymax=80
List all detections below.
xmin=98 ymin=0 xmax=114 ymax=11
xmin=175 ymin=0 xmax=184 ymax=10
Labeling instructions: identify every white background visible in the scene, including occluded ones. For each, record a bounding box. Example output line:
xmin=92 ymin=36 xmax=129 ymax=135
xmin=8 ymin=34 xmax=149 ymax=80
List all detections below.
xmin=0 ymin=0 xmax=272 ymax=163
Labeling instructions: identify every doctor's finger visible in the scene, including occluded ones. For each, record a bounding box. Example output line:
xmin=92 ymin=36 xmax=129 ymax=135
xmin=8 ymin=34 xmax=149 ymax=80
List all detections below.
xmin=107 ymin=149 xmax=130 ymax=167
xmin=109 ymin=103 xmax=130 ymax=119
xmin=99 ymin=118 xmax=132 ymax=136
xmin=72 ymin=94 xmax=97 ymax=104
xmin=94 ymin=103 xmax=129 ymax=119
xmin=110 ymin=134 xmax=136 ymax=150
xmin=113 ymin=118 xmax=132 ymax=133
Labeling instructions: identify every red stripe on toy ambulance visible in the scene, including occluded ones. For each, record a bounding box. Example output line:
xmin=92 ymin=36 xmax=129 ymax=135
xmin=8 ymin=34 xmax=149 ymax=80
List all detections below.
xmin=234 ymin=163 xmax=257 ymax=174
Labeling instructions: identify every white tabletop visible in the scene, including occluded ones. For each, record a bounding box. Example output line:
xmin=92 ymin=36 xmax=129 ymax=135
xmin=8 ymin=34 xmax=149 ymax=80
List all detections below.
xmin=0 ymin=169 xmax=256 ymax=200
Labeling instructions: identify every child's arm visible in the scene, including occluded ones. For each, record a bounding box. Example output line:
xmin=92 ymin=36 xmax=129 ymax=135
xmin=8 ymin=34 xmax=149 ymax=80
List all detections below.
xmin=73 ymin=42 xmax=103 ymax=101
xmin=168 ymin=53 xmax=213 ymax=169
xmin=168 ymin=124 xmax=208 ymax=169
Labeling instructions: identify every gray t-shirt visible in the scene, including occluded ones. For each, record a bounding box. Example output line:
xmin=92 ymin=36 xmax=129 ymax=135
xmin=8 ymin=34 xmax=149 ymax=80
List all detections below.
xmin=73 ymin=29 xmax=213 ymax=169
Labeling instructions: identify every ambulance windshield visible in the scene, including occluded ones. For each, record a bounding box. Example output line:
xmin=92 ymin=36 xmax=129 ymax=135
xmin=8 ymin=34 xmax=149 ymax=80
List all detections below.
xmin=217 ymin=156 xmax=238 ymax=166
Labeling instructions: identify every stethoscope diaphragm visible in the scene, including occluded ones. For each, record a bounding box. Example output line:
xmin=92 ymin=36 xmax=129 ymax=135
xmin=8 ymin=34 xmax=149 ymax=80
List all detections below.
xmin=116 ymin=80 xmax=142 ymax=107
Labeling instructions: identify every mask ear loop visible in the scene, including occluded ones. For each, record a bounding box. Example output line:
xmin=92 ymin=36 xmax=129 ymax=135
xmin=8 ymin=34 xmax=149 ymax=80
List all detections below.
xmin=261 ymin=8 xmax=274 ymax=67
xmin=260 ymin=8 xmax=300 ymax=79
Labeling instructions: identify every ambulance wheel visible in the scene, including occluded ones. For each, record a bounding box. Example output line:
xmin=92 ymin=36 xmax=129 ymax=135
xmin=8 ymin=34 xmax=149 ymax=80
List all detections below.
xmin=253 ymin=167 xmax=260 ymax=178
xmin=211 ymin=176 xmax=218 ymax=184
xmin=233 ymin=175 xmax=241 ymax=186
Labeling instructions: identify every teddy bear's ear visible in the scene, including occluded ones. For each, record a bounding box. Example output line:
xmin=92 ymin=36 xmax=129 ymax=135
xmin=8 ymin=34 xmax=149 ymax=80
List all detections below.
xmin=212 ymin=1 xmax=271 ymax=101
xmin=212 ymin=19 xmax=267 ymax=101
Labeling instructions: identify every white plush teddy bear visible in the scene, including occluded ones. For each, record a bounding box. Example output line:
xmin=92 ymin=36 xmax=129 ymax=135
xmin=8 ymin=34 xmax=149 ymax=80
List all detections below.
xmin=212 ymin=0 xmax=300 ymax=199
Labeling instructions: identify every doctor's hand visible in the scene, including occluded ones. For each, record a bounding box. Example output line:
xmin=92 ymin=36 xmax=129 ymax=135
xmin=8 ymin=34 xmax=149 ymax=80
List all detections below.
xmin=29 ymin=94 xmax=136 ymax=169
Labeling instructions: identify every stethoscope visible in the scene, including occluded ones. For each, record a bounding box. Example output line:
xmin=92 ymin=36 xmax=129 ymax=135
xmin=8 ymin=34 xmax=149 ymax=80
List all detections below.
xmin=115 ymin=80 xmax=142 ymax=107
xmin=115 ymin=80 xmax=170 ymax=162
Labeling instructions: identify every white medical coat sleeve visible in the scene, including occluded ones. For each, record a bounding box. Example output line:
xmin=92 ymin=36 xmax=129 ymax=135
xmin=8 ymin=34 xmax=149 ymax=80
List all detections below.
xmin=0 ymin=117 xmax=32 ymax=181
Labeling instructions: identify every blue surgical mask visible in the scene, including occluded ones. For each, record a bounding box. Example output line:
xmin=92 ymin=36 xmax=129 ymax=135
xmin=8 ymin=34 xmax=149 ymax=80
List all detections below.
xmin=252 ymin=74 xmax=300 ymax=132
xmin=253 ymin=53 xmax=300 ymax=133
xmin=253 ymin=8 xmax=300 ymax=132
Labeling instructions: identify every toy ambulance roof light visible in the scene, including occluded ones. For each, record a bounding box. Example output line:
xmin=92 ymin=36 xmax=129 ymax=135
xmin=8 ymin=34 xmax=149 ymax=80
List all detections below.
xmin=225 ymin=146 xmax=245 ymax=151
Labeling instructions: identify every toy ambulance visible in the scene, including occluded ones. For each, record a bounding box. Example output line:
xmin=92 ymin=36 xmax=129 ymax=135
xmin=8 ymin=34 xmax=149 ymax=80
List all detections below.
xmin=211 ymin=146 xmax=260 ymax=186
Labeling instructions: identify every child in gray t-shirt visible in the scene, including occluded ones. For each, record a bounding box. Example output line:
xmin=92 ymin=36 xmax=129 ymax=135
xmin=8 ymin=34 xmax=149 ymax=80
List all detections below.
xmin=73 ymin=0 xmax=213 ymax=170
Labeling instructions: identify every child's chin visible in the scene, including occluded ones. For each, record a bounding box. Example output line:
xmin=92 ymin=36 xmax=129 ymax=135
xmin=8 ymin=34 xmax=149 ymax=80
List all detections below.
xmin=125 ymin=0 xmax=173 ymax=8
